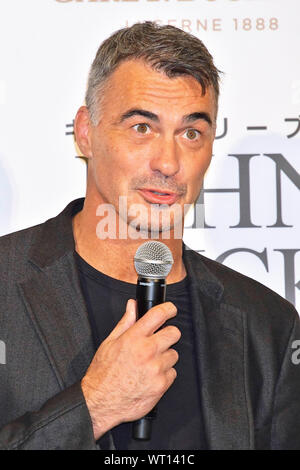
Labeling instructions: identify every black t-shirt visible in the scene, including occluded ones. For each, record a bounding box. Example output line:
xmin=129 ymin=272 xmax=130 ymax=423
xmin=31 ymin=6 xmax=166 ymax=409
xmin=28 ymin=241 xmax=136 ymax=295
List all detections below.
xmin=75 ymin=252 xmax=206 ymax=450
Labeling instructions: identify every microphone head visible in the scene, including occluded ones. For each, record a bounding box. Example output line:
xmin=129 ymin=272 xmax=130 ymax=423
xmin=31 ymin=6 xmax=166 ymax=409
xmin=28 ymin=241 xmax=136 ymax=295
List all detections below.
xmin=134 ymin=241 xmax=174 ymax=279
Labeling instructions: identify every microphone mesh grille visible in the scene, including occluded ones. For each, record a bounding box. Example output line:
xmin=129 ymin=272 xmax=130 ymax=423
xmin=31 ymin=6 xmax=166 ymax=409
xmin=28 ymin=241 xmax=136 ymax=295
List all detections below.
xmin=134 ymin=241 xmax=174 ymax=278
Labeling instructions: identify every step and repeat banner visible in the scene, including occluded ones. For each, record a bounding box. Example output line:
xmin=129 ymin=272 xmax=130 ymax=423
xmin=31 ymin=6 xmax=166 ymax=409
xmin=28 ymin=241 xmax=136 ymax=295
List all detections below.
xmin=0 ymin=0 xmax=299 ymax=310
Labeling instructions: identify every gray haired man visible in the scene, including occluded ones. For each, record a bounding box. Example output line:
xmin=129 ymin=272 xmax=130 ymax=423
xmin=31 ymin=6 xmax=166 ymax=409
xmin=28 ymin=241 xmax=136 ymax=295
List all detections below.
xmin=0 ymin=22 xmax=299 ymax=450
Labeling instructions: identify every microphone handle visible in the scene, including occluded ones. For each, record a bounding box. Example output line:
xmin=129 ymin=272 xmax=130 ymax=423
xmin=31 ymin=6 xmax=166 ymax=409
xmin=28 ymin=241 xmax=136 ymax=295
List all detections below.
xmin=132 ymin=277 xmax=166 ymax=440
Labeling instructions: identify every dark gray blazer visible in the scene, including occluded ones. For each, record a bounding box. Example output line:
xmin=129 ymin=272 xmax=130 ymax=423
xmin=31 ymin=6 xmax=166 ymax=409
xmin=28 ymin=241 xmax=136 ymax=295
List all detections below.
xmin=0 ymin=198 xmax=299 ymax=450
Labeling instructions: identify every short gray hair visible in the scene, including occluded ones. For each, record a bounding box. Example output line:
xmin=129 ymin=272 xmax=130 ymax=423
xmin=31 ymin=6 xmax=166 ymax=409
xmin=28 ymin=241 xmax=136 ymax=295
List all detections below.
xmin=85 ymin=21 xmax=221 ymax=126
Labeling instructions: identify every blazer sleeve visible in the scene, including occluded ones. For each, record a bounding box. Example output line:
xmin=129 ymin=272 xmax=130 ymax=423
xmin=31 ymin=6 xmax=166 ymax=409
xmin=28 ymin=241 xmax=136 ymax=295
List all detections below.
xmin=0 ymin=381 xmax=99 ymax=450
xmin=270 ymin=311 xmax=300 ymax=449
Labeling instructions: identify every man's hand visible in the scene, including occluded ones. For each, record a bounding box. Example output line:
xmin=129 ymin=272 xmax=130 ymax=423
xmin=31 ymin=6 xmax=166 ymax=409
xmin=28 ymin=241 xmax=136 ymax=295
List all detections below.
xmin=81 ymin=299 xmax=181 ymax=440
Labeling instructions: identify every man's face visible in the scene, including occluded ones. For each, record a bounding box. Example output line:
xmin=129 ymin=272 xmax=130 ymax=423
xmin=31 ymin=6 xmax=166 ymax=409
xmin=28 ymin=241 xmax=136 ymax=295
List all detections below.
xmin=78 ymin=59 xmax=216 ymax=236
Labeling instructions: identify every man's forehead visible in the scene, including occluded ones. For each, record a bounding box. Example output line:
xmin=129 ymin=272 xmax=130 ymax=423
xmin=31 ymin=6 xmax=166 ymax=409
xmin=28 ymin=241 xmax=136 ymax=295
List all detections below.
xmin=104 ymin=59 xmax=216 ymax=117
xmin=108 ymin=59 xmax=205 ymax=94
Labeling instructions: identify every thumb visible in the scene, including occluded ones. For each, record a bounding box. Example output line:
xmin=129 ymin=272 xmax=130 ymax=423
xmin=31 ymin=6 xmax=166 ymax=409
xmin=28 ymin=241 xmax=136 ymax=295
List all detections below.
xmin=108 ymin=299 xmax=137 ymax=341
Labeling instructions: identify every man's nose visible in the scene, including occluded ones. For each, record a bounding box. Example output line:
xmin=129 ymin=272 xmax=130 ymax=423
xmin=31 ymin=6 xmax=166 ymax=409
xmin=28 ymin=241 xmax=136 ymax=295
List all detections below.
xmin=149 ymin=135 xmax=180 ymax=177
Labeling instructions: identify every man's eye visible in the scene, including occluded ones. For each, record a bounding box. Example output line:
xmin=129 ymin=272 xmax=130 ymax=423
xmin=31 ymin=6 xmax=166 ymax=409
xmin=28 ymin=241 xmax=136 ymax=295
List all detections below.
xmin=133 ymin=123 xmax=150 ymax=134
xmin=184 ymin=129 xmax=200 ymax=140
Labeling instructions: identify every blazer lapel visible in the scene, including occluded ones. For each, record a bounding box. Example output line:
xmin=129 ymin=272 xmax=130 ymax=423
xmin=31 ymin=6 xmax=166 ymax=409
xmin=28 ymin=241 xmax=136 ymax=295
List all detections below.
xmin=183 ymin=246 xmax=254 ymax=449
xmin=18 ymin=251 xmax=95 ymax=389
xmin=18 ymin=198 xmax=95 ymax=389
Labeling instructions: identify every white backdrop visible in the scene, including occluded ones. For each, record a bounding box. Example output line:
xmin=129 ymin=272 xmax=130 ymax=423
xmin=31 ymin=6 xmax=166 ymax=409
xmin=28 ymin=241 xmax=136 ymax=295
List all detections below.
xmin=0 ymin=0 xmax=299 ymax=310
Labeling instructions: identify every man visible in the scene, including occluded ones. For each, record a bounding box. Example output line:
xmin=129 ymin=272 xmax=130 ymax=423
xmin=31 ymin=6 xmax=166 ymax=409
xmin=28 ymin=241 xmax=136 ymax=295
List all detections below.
xmin=0 ymin=22 xmax=299 ymax=450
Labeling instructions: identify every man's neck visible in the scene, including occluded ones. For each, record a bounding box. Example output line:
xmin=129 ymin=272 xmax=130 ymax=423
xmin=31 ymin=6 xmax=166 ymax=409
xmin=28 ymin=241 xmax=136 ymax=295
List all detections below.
xmin=72 ymin=203 xmax=187 ymax=285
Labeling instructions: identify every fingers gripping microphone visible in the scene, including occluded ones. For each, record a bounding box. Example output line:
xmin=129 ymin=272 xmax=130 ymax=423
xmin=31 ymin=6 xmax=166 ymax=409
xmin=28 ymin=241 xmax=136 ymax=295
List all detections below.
xmin=132 ymin=241 xmax=174 ymax=441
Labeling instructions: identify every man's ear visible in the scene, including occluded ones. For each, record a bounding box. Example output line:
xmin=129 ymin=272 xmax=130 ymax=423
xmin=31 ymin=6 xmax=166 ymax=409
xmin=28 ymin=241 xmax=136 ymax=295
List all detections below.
xmin=74 ymin=106 xmax=93 ymax=158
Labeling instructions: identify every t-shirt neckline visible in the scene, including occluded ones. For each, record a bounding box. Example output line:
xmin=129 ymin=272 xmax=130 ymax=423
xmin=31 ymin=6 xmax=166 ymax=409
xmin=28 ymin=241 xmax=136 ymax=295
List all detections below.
xmin=74 ymin=251 xmax=189 ymax=297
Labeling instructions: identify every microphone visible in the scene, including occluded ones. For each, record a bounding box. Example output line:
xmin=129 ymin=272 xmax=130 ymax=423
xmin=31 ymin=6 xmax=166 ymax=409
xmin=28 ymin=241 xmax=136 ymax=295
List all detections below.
xmin=132 ymin=241 xmax=174 ymax=440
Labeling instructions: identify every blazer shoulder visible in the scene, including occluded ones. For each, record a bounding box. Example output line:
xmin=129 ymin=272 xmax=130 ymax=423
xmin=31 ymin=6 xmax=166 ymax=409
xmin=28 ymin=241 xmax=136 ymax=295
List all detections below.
xmin=0 ymin=198 xmax=83 ymax=281
xmin=195 ymin=251 xmax=298 ymax=323
xmin=0 ymin=222 xmax=45 ymax=283
xmin=0 ymin=222 xmax=44 ymax=257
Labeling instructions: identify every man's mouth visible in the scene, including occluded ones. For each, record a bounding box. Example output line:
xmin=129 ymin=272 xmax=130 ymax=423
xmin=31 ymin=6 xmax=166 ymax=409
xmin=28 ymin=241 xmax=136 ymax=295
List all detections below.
xmin=150 ymin=190 xmax=169 ymax=195
xmin=137 ymin=188 xmax=180 ymax=205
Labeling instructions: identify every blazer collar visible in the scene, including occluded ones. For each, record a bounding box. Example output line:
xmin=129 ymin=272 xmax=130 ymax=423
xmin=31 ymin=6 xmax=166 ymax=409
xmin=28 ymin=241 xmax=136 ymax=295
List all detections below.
xmin=26 ymin=197 xmax=225 ymax=317
xmin=28 ymin=197 xmax=225 ymax=303
xmin=28 ymin=198 xmax=85 ymax=269
xmin=182 ymin=244 xmax=224 ymax=306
